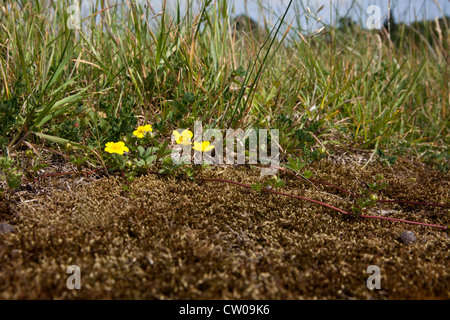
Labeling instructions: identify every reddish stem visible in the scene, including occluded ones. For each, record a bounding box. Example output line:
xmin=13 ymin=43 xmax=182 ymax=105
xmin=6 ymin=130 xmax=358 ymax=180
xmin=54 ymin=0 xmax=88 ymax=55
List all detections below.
xmin=376 ymin=200 xmax=447 ymax=207
xmin=198 ymin=177 xmax=448 ymax=230
xmin=309 ymin=178 xmax=358 ymax=197
xmin=19 ymin=165 xmax=448 ymax=230
xmin=23 ymin=168 xmax=106 ymax=183
xmin=199 ymin=177 xmax=349 ymax=214
xmin=254 ymin=164 xmax=448 ymax=208
xmin=358 ymin=214 xmax=447 ymax=229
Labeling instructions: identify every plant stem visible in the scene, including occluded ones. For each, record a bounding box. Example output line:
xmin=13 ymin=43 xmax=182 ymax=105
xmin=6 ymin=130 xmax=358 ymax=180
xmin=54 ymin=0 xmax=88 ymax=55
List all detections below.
xmin=197 ymin=177 xmax=448 ymax=230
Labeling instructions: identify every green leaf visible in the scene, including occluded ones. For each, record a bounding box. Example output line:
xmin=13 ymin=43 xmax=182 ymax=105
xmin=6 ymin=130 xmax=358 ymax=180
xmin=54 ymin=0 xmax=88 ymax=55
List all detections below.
xmin=135 ymin=159 xmax=145 ymax=167
xmin=145 ymin=155 xmax=157 ymax=165
xmin=286 ymin=157 xmax=306 ymax=171
xmin=137 ymin=146 xmax=145 ymax=158
xmin=251 ymin=182 xmax=262 ymax=191
xmin=303 ymin=170 xmax=313 ymax=179
xmin=273 ymin=178 xmax=285 ymax=188
xmin=33 ymin=132 xmax=91 ymax=151
xmin=35 ymin=92 xmax=86 ymax=128
xmin=31 ymin=163 xmax=49 ymax=171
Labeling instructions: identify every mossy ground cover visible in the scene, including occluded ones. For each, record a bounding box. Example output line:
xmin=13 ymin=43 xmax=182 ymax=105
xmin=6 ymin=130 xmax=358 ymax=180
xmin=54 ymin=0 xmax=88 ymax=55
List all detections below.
xmin=1 ymin=158 xmax=448 ymax=299
xmin=0 ymin=1 xmax=449 ymax=300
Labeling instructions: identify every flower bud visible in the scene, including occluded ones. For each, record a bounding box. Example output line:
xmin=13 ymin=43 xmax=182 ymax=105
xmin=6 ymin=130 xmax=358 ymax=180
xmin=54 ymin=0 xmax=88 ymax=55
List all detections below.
xmin=65 ymin=142 xmax=73 ymax=152
xmin=25 ymin=149 xmax=34 ymax=158
xmin=122 ymin=136 xmax=131 ymax=144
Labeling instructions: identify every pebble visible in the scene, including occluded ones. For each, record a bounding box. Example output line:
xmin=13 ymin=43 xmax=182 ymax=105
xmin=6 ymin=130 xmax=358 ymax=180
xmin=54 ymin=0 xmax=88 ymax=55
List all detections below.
xmin=399 ymin=231 xmax=417 ymax=245
xmin=0 ymin=223 xmax=15 ymax=234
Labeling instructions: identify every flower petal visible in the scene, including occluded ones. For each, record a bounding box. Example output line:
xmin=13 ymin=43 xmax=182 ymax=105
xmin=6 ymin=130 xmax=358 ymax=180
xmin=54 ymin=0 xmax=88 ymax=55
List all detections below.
xmin=193 ymin=141 xmax=203 ymax=151
xmin=104 ymin=141 xmax=129 ymax=154
xmin=133 ymin=129 xmax=144 ymax=138
xmin=181 ymin=129 xmax=193 ymax=139
xmin=143 ymin=124 xmax=153 ymax=132
xmin=173 ymin=130 xmax=181 ymax=142
xmin=203 ymin=144 xmax=215 ymax=152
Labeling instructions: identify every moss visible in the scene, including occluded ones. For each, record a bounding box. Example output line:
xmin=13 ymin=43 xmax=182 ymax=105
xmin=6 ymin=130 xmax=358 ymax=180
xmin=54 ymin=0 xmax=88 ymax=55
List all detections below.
xmin=0 ymin=159 xmax=448 ymax=299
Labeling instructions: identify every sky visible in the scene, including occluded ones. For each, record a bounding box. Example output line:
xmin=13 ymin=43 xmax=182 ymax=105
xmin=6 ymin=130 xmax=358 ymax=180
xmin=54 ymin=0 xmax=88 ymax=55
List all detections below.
xmin=236 ymin=0 xmax=450 ymax=28
xmin=76 ymin=0 xmax=450 ymax=30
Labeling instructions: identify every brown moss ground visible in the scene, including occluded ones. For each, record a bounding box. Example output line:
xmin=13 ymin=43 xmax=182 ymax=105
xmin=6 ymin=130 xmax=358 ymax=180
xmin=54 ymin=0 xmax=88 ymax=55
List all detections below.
xmin=0 ymin=159 xmax=449 ymax=299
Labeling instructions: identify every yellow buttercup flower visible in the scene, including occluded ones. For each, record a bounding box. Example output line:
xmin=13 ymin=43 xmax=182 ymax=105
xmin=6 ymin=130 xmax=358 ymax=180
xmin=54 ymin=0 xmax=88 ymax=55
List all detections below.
xmin=193 ymin=141 xmax=215 ymax=152
xmin=173 ymin=129 xmax=193 ymax=145
xmin=133 ymin=124 xmax=153 ymax=138
xmin=104 ymin=141 xmax=129 ymax=155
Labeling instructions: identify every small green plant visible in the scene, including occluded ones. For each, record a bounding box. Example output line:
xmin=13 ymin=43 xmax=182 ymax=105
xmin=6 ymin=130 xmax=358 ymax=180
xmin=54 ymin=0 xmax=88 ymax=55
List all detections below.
xmin=352 ymin=178 xmax=388 ymax=216
xmin=135 ymin=146 xmax=158 ymax=168
xmin=377 ymin=149 xmax=398 ymax=166
xmin=251 ymin=176 xmax=285 ymax=192
xmin=251 ymin=182 xmax=264 ymax=192
xmin=267 ymin=176 xmax=285 ymax=189
xmin=159 ymin=155 xmax=185 ymax=175
xmin=52 ymin=118 xmax=83 ymax=143
xmin=351 ymin=197 xmax=374 ymax=216
xmin=367 ymin=176 xmax=389 ymax=199
xmin=284 ymin=157 xmax=313 ymax=179
xmin=69 ymin=155 xmax=90 ymax=172
xmin=24 ymin=159 xmax=49 ymax=181
xmin=0 ymin=156 xmax=22 ymax=190
xmin=0 ymin=97 xmax=21 ymax=150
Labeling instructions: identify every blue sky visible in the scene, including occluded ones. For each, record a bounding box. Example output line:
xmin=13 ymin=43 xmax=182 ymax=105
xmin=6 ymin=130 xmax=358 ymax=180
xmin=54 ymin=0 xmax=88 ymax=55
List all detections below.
xmin=228 ymin=0 xmax=450 ymax=29
xmin=78 ymin=0 xmax=450 ymax=29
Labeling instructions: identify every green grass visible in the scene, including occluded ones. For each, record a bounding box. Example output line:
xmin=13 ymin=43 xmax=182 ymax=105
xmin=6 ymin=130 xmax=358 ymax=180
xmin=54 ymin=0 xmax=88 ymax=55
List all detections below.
xmin=0 ymin=0 xmax=448 ymax=175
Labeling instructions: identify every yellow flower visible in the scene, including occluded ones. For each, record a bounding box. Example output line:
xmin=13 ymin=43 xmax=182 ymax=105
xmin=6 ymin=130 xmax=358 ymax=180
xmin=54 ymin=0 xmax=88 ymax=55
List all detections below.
xmin=193 ymin=141 xmax=215 ymax=152
xmin=173 ymin=129 xmax=193 ymax=145
xmin=104 ymin=141 xmax=129 ymax=155
xmin=133 ymin=124 xmax=153 ymax=138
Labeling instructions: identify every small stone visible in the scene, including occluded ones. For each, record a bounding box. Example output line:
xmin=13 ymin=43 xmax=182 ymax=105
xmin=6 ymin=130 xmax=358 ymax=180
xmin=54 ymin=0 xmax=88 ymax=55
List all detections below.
xmin=379 ymin=209 xmax=397 ymax=216
xmin=0 ymin=223 xmax=15 ymax=234
xmin=399 ymin=231 xmax=417 ymax=245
